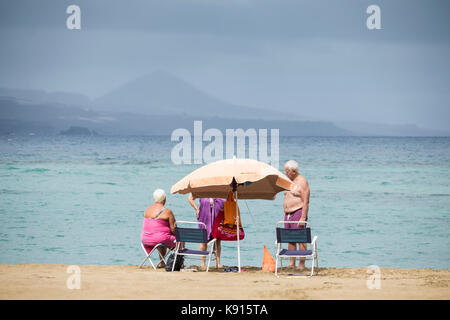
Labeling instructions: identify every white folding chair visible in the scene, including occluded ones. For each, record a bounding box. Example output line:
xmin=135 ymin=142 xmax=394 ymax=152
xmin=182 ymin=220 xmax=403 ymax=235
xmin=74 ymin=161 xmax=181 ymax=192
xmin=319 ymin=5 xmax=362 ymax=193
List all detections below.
xmin=138 ymin=242 xmax=173 ymax=270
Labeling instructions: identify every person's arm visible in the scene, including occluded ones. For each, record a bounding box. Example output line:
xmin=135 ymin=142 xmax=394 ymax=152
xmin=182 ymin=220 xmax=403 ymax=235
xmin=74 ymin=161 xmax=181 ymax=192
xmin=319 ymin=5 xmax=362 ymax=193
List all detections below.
xmin=298 ymin=180 xmax=310 ymax=227
xmin=168 ymin=210 xmax=176 ymax=234
xmin=142 ymin=206 xmax=148 ymax=217
xmin=188 ymin=194 xmax=200 ymax=219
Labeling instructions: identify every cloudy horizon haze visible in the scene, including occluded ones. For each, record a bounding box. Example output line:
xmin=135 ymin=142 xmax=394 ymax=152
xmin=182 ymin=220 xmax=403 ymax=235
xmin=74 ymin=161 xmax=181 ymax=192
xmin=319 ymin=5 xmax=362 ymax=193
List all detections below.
xmin=1 ymin=0 xmax=449 ymax=131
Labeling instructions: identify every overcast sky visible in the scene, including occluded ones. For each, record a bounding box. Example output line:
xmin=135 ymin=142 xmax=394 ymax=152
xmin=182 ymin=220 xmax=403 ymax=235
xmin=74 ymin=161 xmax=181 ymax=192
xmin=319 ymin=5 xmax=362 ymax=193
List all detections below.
xmin=0 ymin=0 xmax=449 ymax=130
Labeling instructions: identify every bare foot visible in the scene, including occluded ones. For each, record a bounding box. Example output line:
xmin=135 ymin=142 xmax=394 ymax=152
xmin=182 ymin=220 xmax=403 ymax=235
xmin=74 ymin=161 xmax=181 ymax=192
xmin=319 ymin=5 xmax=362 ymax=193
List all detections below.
xmin=287 ymin=264 xmax=296 ymax=270
xmin=297 ymin=264 xmax=305 ymax=271
xmin=156 ymin=261 xmax=166 ymax=268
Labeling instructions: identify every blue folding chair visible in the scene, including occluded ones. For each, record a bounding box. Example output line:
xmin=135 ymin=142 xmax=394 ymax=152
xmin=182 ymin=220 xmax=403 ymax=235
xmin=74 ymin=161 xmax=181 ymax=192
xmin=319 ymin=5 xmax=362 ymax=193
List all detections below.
xmin=275 ymin=221 xmax=318 ymax=277
xmin=172 ymin=221 xmax=217 ymax=272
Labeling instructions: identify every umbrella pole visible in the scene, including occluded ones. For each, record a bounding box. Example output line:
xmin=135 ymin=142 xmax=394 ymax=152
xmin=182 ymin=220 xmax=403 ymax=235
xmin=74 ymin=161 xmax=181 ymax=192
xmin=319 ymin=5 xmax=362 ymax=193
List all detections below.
xmin=236 ymin=190 xmax=241 ymax=273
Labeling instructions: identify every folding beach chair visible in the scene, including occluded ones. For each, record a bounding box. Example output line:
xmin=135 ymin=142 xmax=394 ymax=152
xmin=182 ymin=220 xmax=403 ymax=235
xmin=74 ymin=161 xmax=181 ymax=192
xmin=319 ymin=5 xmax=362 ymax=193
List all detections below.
xmin=138 ymin=242 xmax=174 ymax=270
xmin=275 ymin=221 xmax=318 ymax=277
xmin=172 ymin=221 xmax=216 ymax=272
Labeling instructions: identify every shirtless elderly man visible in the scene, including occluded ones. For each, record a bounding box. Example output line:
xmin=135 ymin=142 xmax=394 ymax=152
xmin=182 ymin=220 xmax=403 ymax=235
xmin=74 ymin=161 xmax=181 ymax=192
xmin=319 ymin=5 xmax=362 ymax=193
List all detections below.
xmin=283 ymin=160 xmax=310 ymax=270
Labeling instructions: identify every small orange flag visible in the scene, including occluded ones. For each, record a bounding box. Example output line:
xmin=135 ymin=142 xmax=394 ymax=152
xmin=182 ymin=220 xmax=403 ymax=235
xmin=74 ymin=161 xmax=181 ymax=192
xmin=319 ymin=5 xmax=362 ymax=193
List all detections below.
xmin=262 ymin=245 xmax=276 ymax=272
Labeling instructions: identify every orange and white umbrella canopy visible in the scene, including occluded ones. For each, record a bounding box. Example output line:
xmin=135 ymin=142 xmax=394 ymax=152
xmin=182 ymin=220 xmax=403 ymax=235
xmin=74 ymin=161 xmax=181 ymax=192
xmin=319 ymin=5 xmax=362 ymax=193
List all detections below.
xmin=170 ymin=158 xmax=295 ymax=200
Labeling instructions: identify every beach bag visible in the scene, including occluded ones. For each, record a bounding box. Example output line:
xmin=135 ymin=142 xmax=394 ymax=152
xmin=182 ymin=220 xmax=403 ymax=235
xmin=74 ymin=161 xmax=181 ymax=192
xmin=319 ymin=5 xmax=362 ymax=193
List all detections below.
xmin=223 ymin=192 xmax=242 ymax=226
xmin=212 ymin=211 xmax=245 ymax=241
xmin=262 ymin=245 xmax=276 ymax=272
xmin=165 ymin=252 xmax=184 ymax=272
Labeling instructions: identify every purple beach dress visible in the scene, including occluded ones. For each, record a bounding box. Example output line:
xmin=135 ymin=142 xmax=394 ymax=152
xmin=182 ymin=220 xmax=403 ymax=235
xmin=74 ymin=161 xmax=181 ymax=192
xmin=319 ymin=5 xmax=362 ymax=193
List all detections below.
xmin=197 ymin=198 xmax=225 ymax=239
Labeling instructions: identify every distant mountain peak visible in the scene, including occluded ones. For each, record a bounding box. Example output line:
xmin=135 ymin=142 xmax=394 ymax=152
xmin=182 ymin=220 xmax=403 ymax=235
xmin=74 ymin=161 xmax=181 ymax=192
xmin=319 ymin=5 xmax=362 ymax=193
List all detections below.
xmin=92 ymin=70 xmax=299 ymax=120
xmin=138 ymin=69 xmax=185 ymax=82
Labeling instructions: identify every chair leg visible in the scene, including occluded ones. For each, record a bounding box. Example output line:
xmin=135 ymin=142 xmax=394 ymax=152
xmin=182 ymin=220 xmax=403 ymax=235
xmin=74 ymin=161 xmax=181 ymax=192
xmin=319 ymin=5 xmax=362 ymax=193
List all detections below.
xmin=154 ymin=244 xmax=168 ymax=269
xmin=309 ymin=247 xmax=319 ymax=277
xmin=171 ymin=253 xmax=177 ymax=272
xmin=172 ymin=244 xmax=180 ymax=272
xmin=139 ymin=245 xmax=158 ymax=270
xmin=138 ymin=254 xmax=150 ymax=269
xmin=156 ymin=245 xmax=171 ymax=267
xmin=275 ymin=256 xmax=279 ymax=277
xmin=213 ymin=242 xmax=218 ymax=269
xmin=207 ymin=242 xmax=216 ymax=272
xmin=315 ymin=249 xmax=319 ymax=273
xmin=207 ymin=253 xmax=212 ymax=272
xmin=149 ymin=256 xmax=157 ymax=270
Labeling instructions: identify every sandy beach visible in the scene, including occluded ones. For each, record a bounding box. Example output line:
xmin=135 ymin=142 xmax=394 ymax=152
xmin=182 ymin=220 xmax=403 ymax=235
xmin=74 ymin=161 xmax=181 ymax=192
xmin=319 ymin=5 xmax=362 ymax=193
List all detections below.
xmin=0 ymin=264 xmax=448 ymax=300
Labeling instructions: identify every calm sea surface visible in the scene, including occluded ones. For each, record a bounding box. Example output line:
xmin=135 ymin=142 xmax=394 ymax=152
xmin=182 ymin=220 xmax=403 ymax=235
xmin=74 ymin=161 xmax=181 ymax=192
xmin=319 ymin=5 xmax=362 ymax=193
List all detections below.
xmin=0 ymin=135 xmax=449 ymax=269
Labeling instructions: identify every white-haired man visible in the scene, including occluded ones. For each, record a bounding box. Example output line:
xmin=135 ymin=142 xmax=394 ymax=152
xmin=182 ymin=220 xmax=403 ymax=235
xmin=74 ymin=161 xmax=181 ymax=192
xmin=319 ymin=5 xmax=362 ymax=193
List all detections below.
xmin=283 ymin=160 xmax=310 ymax=270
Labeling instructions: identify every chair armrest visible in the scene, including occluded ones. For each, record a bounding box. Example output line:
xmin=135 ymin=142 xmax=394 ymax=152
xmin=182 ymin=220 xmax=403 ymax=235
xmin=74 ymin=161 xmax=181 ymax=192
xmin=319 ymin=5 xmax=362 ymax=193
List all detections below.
xmin=276 ymin=220 xmax=310 ymax=228
xmin=207 ymin=238 xmax=217 ymax=247
xmin=311 ymin=235 xmax=318 ymax=250
xmin=175 ymin=220 xmax=208 ymax=229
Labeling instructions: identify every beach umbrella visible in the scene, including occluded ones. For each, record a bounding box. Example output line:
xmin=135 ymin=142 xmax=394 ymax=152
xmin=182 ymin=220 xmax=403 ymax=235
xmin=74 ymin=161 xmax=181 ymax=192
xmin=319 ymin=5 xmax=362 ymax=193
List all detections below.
xmin=170 ymin=157 xmax=295 ymax=272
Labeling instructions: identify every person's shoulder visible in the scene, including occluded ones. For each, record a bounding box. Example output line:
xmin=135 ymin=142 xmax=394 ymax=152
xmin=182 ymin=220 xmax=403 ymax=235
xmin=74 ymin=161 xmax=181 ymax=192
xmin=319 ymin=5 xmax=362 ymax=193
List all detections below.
xmin=297 ymin=174 xmax=309 ymax=186
xmin=157 ymin=208 xmax=173 ymax=220
xmin=144 ymin=205 xmax=153 ymax=216
xmin=164 ymin=208 xmax=174 ymax=216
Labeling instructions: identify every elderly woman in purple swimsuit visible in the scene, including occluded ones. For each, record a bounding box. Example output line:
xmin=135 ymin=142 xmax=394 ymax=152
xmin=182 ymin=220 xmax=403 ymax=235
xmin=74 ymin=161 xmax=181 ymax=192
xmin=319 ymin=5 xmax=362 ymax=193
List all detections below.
xmin=188 ymin=195 xmax=225 ymax=269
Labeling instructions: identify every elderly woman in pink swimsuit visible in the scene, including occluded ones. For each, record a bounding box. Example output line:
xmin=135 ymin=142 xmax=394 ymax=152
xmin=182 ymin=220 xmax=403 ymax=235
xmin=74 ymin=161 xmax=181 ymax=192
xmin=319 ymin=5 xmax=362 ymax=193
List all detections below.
xmin=141 ymin=189 xmax=176 ymax=268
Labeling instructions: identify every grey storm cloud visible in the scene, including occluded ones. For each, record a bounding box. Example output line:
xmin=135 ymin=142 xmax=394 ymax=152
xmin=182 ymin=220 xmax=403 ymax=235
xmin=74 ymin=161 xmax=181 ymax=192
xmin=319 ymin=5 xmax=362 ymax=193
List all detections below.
xmin=0 ymin=0 xmax=449 ymax=131
xmin=1 ymin=0 xmax=449 ymax=42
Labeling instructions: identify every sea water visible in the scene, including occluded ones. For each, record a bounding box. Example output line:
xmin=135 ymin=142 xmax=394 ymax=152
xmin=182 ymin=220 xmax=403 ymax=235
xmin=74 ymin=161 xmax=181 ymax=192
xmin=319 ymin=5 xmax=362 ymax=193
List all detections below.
xmin=0 ymin=135 xmax=449 ymax=269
